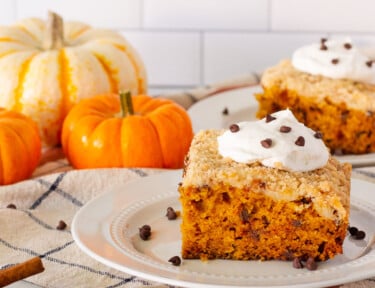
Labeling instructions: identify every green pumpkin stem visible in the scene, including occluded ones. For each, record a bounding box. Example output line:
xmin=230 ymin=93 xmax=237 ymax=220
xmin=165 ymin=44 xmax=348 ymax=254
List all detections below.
xmin=120 ymin=90 xmax=134 ymax=117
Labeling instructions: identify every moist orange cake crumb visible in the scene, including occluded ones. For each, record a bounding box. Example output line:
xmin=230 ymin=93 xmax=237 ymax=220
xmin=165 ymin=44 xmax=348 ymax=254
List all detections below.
xmin=178 ymin=129 xmax=351 ymax=262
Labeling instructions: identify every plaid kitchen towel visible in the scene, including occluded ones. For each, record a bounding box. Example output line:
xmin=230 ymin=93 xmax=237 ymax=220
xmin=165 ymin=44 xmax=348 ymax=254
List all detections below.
xmin=1 ymin=167 xmax=375 ymax=288
xmin=0 ymin=73 xmax=375 ymax=288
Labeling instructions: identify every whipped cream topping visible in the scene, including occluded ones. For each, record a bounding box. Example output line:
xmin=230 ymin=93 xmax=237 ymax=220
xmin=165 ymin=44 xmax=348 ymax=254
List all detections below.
xmin=292 ymin=38 xmax=375 ymax=85
xmin=217 ymin=110 xmax=329 ymax=172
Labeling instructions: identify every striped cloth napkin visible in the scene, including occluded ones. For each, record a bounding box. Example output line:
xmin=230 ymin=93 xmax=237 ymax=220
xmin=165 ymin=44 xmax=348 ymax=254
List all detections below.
xmin=1 ymin=73 xmax=375 ymax=288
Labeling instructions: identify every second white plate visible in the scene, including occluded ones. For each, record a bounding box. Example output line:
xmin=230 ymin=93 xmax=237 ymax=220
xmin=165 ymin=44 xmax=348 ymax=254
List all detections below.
xmin=187 ymin=86 xmax=375 ymax=167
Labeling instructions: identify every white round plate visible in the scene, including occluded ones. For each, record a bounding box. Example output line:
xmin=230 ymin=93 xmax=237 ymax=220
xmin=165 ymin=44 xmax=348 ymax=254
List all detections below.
xmin=187 ymin=86 xmax=375 ymax=167
xmin=72 ymin=170 xmax=375 ymax=288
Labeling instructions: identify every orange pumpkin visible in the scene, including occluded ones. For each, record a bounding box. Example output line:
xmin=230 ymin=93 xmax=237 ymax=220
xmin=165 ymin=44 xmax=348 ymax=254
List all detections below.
xmin=0 ymin=108 xmax=41 ymax=185
xmin=61 ymin=92 xmax=193 ymax=169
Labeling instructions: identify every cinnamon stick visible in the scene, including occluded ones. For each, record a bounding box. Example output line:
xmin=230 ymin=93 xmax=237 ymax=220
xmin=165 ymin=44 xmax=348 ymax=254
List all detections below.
xmin=0 ymin=257 xmax=44 ymax=287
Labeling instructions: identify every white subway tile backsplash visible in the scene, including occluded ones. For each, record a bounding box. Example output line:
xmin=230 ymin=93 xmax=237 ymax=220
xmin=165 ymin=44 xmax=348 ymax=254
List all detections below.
xmin=0 ymin=0 xmax=16 ymax=25
xmin=271 ymin=0 xmax=375 ymax=32
xmin=204 ymin=33 xmax=323 ymax=84
xmin=16 ymin=0 xmax=141 ymax=28
xmin=143 ymin=0 xmax=268 ymax=30
xmin=123 ymin=31 xmax=201 ymax=86
xmin=1 ymin=0 xmax=375 ymax=90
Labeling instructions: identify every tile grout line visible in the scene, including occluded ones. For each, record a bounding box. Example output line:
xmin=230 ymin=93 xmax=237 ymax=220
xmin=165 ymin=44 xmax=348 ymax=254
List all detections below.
xmin=200 ymin=31 xmax=204 ymax=86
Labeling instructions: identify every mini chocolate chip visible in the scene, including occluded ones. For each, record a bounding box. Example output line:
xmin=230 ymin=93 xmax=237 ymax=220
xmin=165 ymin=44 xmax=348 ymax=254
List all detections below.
xmin=314 ymin=131 xmax=323 ymax=139
xmin=320 ymin=44 xmax=328 ymax=51
xmin=321 ymin=38 xmax=327 ymax=43
xmin=222 ymin=192 xmax=230 ymax=202
xmin=168 ymin=256 xmax=181 ymax=266
xmin=240 ymin=207 xmax=250 ymax=222
xmin=280 ymin=125 xmax=291 ymax=133
xmin=283 ymin=250 xmax=294 ymax=261
xmin=344 ymin=43 xmax=352 ymax=49
xmin=192 ymin=199 xmax=204 ymax=211
xmin=139 ymin=224 xmax=151 ymax=240
xmin=249 ymin=230 xmax=260 ymax=241
xmin=222 ymin=107 xmax=229 ymax=115
xmin=366 ymin=60 xmax=373 ymax=68
xmin=295 ymin=136 xmax=305 ymax=146
xmin=331 ymin=58 xmax=339 ymax=64
xmin=166 ymin=207 xmax=177 ymax=220
xmin=261 ymin=138 xmax=272 ymax=148
xmin=305 ymin=257 xmax=318 ymax=271
xmin=293 ymin=257 xmax=304 ymax=269
xmin=229 ymin=124 xmax=240 ymax=133
xmin=300 ymin=197 xmax=312 ymax=204
xmin=348 ymin=226 xmax=358 ymax=236
xmin=261 ymin=215 xmax=269 ymax=226
xmin=265 ymin=114 xmax=276 ymax=123
xmin=56 ymin=220 xmax=67 ymax=230
xmin=141 ymin=224 xmax=151 ymax=232
xmin=292 ymin=220 xmax=302 ymax=227
xmin=355 ymin=230 xmax=366 ymax=240
xmin=6 ymin=203 xmax=16 ymax=209
xmin=318 ymin=242 xmax=326 ymax=253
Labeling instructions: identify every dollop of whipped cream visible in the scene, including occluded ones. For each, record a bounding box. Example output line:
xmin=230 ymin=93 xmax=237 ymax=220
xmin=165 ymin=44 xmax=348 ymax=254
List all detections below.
xmin=292 ymin=38 xmax=375 ymax=85
xmin=217 ymin=109 xmax=329 ymax=172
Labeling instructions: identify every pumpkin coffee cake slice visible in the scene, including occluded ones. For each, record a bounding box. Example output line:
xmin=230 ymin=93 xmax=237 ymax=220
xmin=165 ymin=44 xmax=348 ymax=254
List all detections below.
xmin=179 ymin=109 xmax=351 ymax=264
xmin=256 ymin=38 xmax=375 ymax=155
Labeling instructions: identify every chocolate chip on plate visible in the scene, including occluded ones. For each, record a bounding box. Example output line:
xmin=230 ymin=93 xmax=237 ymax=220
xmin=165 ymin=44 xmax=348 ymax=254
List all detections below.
xmin=348 ymin=226 xmax=358 ymax=236
xmin=166 ymin=207 xmax=178 ymax=220
xmin=355 ymin=230 xmax=366 ymax=240
xmin=168 ymin=256 xmax=181 ymax=266
xmin=139 ymin=224 xmax=152 ymax=240
xmin=292 ymin=257 xmax=304 ymax=269
xmin=348 ymin=226 xmax=366 ymax=240
xmin=305 ymin=257 xmax=318 ymax=271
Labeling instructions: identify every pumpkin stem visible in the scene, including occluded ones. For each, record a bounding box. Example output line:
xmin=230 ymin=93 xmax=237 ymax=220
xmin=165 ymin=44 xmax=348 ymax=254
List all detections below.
xmin=43 ymin=11 xmax=64 ymax=50
xmin=120 ymin=91 xmax=134 ymax=117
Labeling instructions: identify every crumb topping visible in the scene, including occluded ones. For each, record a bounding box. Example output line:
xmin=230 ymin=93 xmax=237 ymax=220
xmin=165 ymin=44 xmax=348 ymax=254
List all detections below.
xmin=261 ymin=60 xmax=375 ymax=111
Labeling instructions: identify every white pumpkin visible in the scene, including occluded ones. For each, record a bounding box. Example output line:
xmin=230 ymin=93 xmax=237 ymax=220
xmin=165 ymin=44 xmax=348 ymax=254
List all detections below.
xmin=0 ymin=12 xmax=147 ymax=147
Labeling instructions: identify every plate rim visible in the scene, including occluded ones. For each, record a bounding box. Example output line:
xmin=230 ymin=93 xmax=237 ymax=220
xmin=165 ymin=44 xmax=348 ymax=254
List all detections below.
xmin=72 ymin=170 xmax=375 ymax=288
